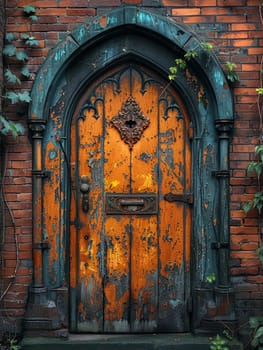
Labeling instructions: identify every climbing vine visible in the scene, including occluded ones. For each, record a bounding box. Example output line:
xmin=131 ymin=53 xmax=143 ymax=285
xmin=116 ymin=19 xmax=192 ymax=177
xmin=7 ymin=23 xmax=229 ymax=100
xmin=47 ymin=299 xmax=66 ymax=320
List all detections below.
xmin=0 ymin=4 xmax=38 ymax=341
xmin=0 ymin=5 xmax=38 ymax=138
xmin=168 ymin=41 xmax=239 ymax=85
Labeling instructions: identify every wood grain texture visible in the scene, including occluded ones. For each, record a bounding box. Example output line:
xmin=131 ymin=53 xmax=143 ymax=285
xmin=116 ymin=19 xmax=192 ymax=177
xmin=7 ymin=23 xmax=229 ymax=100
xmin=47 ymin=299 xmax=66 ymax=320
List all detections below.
xmin=70 ymin=65 xmax=191 ymax=333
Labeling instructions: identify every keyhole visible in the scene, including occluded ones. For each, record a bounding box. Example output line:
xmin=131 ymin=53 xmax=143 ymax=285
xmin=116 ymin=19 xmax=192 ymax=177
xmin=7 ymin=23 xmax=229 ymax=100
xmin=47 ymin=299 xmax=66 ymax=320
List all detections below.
xmin=125 ymin=120 xmax=137 ymax=128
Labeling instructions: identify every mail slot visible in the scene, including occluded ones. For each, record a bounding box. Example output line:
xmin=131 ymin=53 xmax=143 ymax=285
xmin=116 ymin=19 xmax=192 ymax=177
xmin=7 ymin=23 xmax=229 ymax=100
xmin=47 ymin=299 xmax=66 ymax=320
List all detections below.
xmin=119 ymin=198 xmax=145 ymax=206
xmin=105 ymin=193 xmax=157 ymax=215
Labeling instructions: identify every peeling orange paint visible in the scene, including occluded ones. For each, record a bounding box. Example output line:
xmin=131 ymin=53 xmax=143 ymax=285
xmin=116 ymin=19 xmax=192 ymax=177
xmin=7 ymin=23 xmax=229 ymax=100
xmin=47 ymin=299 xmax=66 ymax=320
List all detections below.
xmin=69 ymin=65 xmax=192 ymax=331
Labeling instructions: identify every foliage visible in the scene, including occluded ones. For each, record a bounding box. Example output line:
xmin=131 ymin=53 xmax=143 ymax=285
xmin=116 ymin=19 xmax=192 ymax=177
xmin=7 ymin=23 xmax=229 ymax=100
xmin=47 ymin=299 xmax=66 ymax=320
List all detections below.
xmin=205 ymin=273 xmax=216 ymax=284
xmin=168 ymin=42 xmax=212 ymax=81
xmin=244 ymin=145 xmax=263 ymax=211
xmin=0 ymin=116 xmax=24 ymax=138
xmin=209 ymin=335 xmax=229 ymax=350
xmin=168 ymin=41 xmax=238 ymax=84
xmin=0 ymin=5 xmax=37 ymax=138
xmin=225 ymin=61 xmax=239 ymax=83
xmin=0 ymin=335 xmax=21 ymax=350
xmin=249 ymin=317 xmax=263 ymax=349
xmin=23 ymin=5 xmax=38 ymax=21
xmin=244 ymin=144 xmax=263 ymax=263
xmin=244 ymin=145 xmax=263 ymax=214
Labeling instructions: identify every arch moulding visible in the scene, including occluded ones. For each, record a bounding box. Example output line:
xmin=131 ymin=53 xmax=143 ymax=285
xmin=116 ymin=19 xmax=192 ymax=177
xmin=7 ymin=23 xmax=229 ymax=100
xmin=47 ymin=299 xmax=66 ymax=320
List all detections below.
xmin=25 ymin=6 xmax=235 ymax=336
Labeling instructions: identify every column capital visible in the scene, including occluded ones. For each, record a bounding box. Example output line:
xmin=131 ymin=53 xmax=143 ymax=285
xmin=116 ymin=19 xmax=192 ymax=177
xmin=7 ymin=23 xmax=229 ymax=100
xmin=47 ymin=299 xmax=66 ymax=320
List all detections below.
xmin=215 ymin=119 xmax=233 ymax=138
xmin=28 ymin=119 xmax=46 ymax=137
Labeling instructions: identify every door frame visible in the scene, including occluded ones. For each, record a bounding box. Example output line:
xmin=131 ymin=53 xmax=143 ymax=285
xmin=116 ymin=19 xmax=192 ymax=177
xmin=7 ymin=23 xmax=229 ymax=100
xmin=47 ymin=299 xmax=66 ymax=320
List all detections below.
xmin=25 ymin=6 xmax=235 ymax=335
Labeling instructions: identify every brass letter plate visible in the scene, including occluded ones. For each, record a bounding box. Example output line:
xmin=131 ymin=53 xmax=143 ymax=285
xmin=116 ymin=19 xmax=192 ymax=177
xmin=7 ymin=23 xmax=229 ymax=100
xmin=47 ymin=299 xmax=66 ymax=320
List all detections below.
xmin=105 ymin=193 xmax=157 ymax=215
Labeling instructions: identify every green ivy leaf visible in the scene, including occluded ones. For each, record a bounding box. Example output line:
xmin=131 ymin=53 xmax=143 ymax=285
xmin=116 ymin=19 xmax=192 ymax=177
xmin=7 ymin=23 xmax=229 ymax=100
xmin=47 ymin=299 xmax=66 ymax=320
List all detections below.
xmin=175 ymin=58 xmax=187 ymax=70
xmin=4 ymin=91 xmax=19 ymax=104
xmin=16 ymin=50 xmax=29 ymax=62
xmin=23 ymin=5 xmax=36 ymax=14
xmin=252 ymin=326 xmax=263 ymax=348
xmin=21 ymin=66 xmax=31 ymax=78
xmin=29 ymin=15 xmax=38 ymax=21
xmin=3 ymin=44 xmax=16 ymax=56
xmin=249 ymin=316 xmax=263 ymax=329
xmin=243 ymin=201 xmax=252 ymax=214
xmin=5 ymin=33 xmax=14 ymax=42
xmin=226 ymin=61 xmax=237 ymax=72
xmin=0 ymin=115 xmax=24 ymax=138
xmin=255 ymin=145 xmax=263 ymax=156
xmin=18 ymin=91 xmax=31 ymax=103
xmin=205 ymin=273 xmax=216 ymax=284
xmin=255 ymin=247 xmax=263 ymax=262
xmin=256 ymin=87 xmax=263 ymax=95
xmin=247 ymin=161 xmax=263 ymax=177
xmin=25 ymin=37 xmax=39 ymax=46
xmin=4 ymin=69 xmax=21 ymax=84
xmin=21 ymin=33 xmax=39 ymax=46
xmin=200 ymin=41 xmax=213 ymax=51
xmin=247 ymin=161 xmax=258 ymax=173
xmin=226 ymin=71 xmax=239 ymax=83
xmin=21 ymin=33 xmax=30 ymax=40
xmin=184 ymin=49 xmax=198 ymax=61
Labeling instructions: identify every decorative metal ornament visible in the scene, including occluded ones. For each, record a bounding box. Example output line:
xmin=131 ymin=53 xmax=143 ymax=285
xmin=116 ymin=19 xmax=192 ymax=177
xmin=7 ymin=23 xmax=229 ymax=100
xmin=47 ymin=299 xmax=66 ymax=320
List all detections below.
xmin=111 ymin=96 xmax=150 ymax=150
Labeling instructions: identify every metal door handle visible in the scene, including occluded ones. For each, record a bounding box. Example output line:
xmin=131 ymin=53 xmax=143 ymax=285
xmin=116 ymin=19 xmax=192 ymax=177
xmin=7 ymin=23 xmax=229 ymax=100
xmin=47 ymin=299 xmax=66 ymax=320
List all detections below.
xmin=80 ymin=176 xmax=90 ymax=213
xmin=119 ymin=198 xmax=145 ymax=206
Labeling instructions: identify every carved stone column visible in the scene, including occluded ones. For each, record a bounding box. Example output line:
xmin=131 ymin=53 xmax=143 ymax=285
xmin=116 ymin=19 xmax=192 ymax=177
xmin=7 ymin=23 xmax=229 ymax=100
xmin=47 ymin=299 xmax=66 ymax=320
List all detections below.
xmin=215 ymin=119 xmax=233 ymax=288
xmin=24 ymin=119 xmax=61 ymax=335
xmin=203 ymin=119 xmax=237 ymax=330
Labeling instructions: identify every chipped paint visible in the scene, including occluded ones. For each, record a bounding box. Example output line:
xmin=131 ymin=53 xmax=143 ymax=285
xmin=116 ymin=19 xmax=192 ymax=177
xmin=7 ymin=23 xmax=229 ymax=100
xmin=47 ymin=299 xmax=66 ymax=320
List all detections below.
xmin=137 ymin=173 xmax=153 ymax=191
xmin=105 ymin=179 xmax=120 ymax=191
xmin=68 ymin=65 xmax=192 ymax=332
xmin=54 ymin=48 xmax=66 ymax=62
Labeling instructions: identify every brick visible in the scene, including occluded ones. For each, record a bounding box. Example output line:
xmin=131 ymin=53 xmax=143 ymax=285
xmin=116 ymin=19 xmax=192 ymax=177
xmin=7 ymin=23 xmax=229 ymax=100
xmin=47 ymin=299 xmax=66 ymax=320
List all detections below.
xmin=216 ymin=15 xmax=245 ymax=23
xmin=217 ymin=0 xmax=246 ymax=4
xmin=220 ymin=31 xmax=248 ymax=39
xmin=233 ymin=39 xmax=257 ymax=47
xmin=231 ymin=267 xmax=258 ymax=275
xmin=172 ymin=8 xmax=201 ymax=16
xmin=232 ymin=23 xmax=257 ymax=30
xmin=67 ymin=9 xmax=96 ymax=16
xmin=201 ymin=7 xmax=229 ymax=15
xmin=189 ymin=0 xmax=216 ymax=5
xmin=183 ymin=15 xmax=216 ymax=23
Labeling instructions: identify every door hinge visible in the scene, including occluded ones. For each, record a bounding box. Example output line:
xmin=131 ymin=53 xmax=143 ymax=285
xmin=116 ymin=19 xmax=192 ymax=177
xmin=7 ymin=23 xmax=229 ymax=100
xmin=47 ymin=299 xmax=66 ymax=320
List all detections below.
xmin=211 ymin=241 xmax=229 ymax=249
xmin=32 ymin=170 xmax=51 ymax=179
xmin=212 ymin=170 xmax=230 ymax=178
xmin=164 ymin=192 xmax=193 ymax=204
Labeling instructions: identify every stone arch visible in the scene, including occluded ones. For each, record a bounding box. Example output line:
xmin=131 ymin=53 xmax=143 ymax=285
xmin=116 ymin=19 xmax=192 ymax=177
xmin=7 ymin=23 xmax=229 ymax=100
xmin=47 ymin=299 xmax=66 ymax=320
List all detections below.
xmin=26 ymin=6 xmax=235 ymax=334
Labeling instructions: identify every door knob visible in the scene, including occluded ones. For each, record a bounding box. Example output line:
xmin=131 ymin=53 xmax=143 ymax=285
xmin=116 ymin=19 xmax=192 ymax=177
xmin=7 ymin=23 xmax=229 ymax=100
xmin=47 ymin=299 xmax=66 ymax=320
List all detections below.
xmin=80 ymin=176 xmax=90 ymax=213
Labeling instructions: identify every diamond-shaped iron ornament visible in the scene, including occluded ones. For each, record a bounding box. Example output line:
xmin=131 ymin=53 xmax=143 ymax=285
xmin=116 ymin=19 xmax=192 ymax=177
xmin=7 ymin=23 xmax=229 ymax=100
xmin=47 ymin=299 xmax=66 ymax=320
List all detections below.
xmin=111 ymin=96 xmax=150 ymax=150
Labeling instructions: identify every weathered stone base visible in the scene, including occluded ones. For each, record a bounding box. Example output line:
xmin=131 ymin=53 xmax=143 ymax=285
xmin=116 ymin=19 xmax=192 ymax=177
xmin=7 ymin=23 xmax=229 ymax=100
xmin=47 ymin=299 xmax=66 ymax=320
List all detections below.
xmin=23 ymin=286 xmax=61 ymax=337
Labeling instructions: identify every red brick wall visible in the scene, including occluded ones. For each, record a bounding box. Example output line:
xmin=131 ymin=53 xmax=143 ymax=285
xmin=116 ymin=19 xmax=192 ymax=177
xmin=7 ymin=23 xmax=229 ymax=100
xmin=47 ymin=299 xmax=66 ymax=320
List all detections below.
xmin=0 ymin=0 xmax=262 ymax=335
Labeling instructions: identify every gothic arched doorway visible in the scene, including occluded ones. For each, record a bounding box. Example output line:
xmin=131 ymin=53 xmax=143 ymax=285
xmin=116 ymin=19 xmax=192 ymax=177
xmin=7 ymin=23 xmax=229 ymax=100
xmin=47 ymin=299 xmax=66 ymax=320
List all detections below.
xmin=25 ymin=7 xmax=234 ymax=335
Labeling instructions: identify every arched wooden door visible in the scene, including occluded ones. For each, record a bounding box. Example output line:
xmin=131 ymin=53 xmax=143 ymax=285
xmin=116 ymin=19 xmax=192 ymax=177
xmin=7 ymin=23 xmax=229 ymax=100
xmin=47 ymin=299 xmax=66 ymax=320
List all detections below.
xmin=70 ymin=64 xmax=192 ymax=333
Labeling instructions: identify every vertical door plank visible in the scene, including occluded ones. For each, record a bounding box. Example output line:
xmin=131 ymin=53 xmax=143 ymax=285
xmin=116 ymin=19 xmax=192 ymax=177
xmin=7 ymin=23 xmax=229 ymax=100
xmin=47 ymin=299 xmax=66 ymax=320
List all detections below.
xmin=70 ymin=121 xmax=77 ymax=330
xmin=130 ymin=70 xmax=158 ymax=332
xmin=75 ymin=104 xmax=104 ymax=332
xmin=43 ymin=141 xmax=61 ymax=286
xmin=158 ymin=93 xmax=190 ymax=331
xmin=104 ymin=72 xmax=131 ymax=332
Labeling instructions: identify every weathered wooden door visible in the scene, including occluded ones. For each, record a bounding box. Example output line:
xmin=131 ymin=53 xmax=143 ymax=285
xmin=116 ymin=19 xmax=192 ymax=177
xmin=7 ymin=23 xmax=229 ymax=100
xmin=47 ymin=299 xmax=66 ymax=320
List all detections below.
xmin=70 ymin=64 xmax=192 ymax=333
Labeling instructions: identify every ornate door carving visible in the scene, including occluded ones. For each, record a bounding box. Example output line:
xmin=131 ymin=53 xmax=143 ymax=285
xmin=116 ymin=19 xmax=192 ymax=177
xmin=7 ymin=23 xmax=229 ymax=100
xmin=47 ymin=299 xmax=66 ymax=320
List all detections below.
xmin=70 ymin=64 xmax=192 ymax=333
